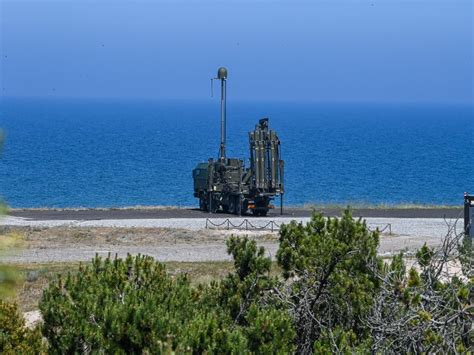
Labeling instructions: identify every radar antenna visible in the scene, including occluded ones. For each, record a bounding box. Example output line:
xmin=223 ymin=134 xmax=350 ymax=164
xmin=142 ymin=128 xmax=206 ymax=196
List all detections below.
xmin=211 ymin=67 xmax=228 ymax=161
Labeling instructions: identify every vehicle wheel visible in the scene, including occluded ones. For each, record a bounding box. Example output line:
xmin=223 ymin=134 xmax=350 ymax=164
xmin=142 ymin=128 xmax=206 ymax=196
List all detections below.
xmin=199 ymin=198 xmax=207 ymax=211
xmin=235 ymin=197 xmax=242 ymax=216
xmin=229 ymin=199 xmax=236 ymax=214
xmin=208 ymin=192 xmax=218 ymax=213
xmin=252 ymin=209 xmax=260 ymax=217
xmin=260 ymin=209 xmax=268 ymax=217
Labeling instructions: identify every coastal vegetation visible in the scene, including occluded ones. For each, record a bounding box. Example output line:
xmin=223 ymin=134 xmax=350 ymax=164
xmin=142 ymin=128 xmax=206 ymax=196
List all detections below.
xmin=0 ymin=300 xmax=46 ymax=353
xmin=1 ymin=209 xmax=471 ymax=353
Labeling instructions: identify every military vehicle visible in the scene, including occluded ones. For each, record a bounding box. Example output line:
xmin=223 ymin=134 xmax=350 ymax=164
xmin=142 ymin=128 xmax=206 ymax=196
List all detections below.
xmin=192 ymin=67 xmax=284 ymax=216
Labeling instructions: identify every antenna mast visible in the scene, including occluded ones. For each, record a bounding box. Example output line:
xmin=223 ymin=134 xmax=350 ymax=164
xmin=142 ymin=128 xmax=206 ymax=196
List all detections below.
xmin=216 ymin=67 xmax=227 ymax=161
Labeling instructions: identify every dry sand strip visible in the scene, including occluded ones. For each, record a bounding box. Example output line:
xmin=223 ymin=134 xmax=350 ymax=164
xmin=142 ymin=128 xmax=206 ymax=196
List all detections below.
xmin=0 ymin=216 xmax=463 ymax=263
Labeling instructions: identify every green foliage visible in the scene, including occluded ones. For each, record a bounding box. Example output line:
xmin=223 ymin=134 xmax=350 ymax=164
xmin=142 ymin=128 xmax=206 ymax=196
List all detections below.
xmin=0 ymin=300 xmax=45 ymax=354
xmin=277 ymin=208 xmax=382 ymax=352
xmin=244 ymin=304 xmax=295 ymax=354
xmin=227 ymin=236 xmax=271 ymax=280
xmin=416 ymin=243 xmax=434 ymax=267
xmin=41 ymin=254 xmax=217 ymax=353
xmin=388 ymin=252 xmax=406 ymax=281
xmin=40 ymin=252 xmax=294 ymax=354
xmin=313 ymin=327 xmax=371 ymax=354
xmin=0 ymin=265 xmax=22 ymax=299
xmin=0 ymin=203 xmax=8 ymax=216
xmin=219 ymin=236 xmax=274 ymax=323
xmin=407 ymin=267 xmax=421 ymax=288
xmin=219 ymin=237 xmax=295 ymax=353
xmin=368 ymin=234 xmax=473 ymax=352
xmin=36 ymin=208 xmax=472 ymax=353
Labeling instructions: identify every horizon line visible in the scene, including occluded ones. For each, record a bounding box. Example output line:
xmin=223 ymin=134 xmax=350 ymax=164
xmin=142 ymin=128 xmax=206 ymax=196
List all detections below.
xmin=1 ymin=95 xmax=473 ymax=106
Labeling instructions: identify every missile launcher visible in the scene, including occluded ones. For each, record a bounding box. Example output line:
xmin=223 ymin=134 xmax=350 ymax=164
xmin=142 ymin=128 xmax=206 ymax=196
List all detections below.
xmin=192 ymin=68 xmax=284 ymax=216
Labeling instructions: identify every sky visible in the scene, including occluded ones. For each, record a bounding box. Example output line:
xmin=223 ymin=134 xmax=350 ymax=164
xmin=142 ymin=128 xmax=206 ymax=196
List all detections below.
xmin=0 ymin=0 xmax=472 ymax=103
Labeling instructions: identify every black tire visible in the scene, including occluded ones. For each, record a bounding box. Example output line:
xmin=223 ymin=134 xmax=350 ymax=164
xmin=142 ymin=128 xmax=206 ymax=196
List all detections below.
xmin=235 ymin=197 xmax=242 ymax=216
xmin=208 ymin=192 xmax=218 ymax=213
xmin=199 ymin=197 xmax=207 ymax=211
xmin=252 ymin=209 xmax=260 ymax=217
xmin=229 ymin=198 xmax=236 ymax=214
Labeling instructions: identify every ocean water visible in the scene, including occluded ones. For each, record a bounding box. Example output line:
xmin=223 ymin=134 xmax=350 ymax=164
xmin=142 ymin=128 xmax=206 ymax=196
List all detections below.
xmin=0 ymin=98 xmax=472 ymax=208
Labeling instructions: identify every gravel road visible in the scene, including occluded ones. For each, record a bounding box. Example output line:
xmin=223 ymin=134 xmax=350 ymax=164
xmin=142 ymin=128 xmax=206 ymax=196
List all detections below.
xmin=1 ymin=213 xmax=462 ymax=263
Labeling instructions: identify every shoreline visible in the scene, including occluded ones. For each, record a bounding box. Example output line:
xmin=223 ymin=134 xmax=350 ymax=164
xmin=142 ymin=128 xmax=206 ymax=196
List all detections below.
xmin=7 ymin=202 xmax=461 ymax=211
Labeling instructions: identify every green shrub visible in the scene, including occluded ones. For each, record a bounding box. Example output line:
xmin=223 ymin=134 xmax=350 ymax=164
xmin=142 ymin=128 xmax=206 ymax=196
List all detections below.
xmin=219 ymin=236 xmax=274 ymax=323
xmin=38 ymin=208 xmax=472 ymax=353
xmin=0 ymin=300 xmax=45 ymax=354
xmin=41 ymin=255 xmax=211 ymax=353
xmin=40 ymin=252 xmax=295 ymax=354
xmin=276 ymin=209 xmax=382 ymax=352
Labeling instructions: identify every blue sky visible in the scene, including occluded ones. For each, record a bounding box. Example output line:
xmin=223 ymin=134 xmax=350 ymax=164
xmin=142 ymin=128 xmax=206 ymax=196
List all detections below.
xmin=1 ymin=0 xmax=472 ymax=103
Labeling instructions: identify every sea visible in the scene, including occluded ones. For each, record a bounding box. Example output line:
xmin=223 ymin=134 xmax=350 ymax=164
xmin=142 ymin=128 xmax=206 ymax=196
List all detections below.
xmin=0 ymin=97 xmax=472 ymax=208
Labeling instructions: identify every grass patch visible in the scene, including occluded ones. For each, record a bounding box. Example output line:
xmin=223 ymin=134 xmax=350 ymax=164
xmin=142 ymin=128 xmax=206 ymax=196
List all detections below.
xmin=0 ymin=203 xmax=9 ymax=215
xmin=7 ymin=262 xmax=82 ymax=312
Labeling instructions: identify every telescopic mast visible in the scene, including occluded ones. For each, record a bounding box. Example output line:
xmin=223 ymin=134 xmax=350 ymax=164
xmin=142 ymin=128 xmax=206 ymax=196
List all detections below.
xmin=217 ymin=67 xmax=227 ymax=161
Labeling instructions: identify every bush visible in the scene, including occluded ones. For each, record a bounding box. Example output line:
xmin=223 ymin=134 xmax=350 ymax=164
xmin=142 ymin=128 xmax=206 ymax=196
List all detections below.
xmin=40 ymin=251 xmax=294 ymax=354
xmin=38 ymin=209 xmax=472 ymax=353
xmin=275 ymin=209 xmax=382 ymax=352
xmin=41 ymin=254 xmax=218 ymax=353
xmin=0 ymin=300 xmax=45 ymax=354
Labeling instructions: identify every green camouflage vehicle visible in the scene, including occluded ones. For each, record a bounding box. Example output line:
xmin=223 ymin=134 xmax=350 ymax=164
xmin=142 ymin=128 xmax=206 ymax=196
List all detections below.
xmin=193 ymin=68 xmax=284 ymax=216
